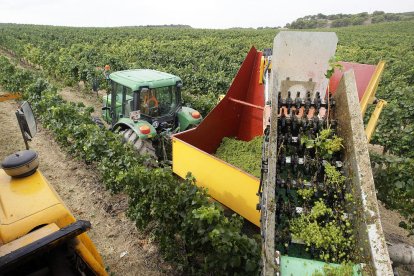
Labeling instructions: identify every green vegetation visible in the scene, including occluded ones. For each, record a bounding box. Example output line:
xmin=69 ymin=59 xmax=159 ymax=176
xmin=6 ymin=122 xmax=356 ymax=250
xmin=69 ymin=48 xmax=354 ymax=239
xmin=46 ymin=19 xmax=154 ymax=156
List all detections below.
xmin=370 ymin=153 xmax=414 ymax=236
xmin=297 ymin=188 xmax=315 ymax=200
xmin=0 ymin=56 xmax=260 ymax=275
xmin=0 ymin=21 xmax=413 ymax=160
xmin=0 ymin=24 xmax=273 ymax=115
xmin=300 ymin=128 xmax=343 ymax=159
xmin=324 ymin=163 xmax=346 ymax=188
xmin=215 ymin=136 xmax=263 ymax=178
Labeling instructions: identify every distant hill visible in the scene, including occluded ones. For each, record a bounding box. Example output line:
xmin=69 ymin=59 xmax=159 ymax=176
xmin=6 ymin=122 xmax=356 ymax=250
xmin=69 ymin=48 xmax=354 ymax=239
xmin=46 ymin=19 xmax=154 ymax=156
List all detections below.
xmin=285 ymin=11 xmax=414 ymax=29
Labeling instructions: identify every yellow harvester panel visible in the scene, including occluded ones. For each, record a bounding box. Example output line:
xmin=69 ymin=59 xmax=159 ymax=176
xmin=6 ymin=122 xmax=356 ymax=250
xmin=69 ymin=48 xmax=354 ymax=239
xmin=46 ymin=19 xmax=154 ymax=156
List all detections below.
xmin=172 ymin=138 xmax=260 ymax=226
xmin=360 ymin=61 xmax=385 ymax=116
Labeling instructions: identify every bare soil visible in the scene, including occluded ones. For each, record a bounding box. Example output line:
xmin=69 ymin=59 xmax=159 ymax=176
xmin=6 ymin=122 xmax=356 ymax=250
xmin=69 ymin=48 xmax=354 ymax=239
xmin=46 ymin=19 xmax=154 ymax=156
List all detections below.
xmin=379 ymin=203 xmax=414 ymax=246
xmin=0 ymin=95 xmax=170 ymax=275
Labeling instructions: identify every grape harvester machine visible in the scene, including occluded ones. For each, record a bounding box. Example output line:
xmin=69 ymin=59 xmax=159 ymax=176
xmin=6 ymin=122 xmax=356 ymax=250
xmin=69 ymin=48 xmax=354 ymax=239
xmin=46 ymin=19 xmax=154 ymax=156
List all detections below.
xmin=172 ymin=32 xmax=392 ymax=275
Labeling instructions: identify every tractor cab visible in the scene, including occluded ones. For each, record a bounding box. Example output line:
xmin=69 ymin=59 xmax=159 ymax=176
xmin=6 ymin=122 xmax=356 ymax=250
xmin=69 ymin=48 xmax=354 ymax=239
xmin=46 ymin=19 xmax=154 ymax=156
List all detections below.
xmin=103 ymin=69 xmax=183 ymax=128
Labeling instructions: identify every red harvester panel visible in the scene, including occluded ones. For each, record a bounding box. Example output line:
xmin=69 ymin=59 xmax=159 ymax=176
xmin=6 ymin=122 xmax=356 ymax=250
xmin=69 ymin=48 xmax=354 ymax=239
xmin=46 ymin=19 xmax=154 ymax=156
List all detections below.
xmin=330 ymin=62 xmax=377 ymax=100
xmin=174 ymin=47 xmax=264 ymax=153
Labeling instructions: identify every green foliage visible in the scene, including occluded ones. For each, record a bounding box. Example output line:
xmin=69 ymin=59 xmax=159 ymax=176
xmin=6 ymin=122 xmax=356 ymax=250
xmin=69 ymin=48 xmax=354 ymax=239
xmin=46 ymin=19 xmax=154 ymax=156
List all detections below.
xmin=125 ymin=167 xmax=260 ymax=274
xmin=0 ymin=57 xmax=260 ymax=275
xmin=0 ymin=56 xmax=34 ymax=92
xmin=325 ymin=56 xmax=343 ymax=79
xmin=331 ymin=23 xmax=414 ymax=159
xmin=0 ymin=24 xmax=272 ymax=116
xmin=370 ymin=152 xmax=414 ymax=236
xmin=316 ymin=129 xmax=343 ymax=158
xmin=1 ymin=21 xmax=413 ymax=149
xmin=287 ymin=128 xmax=356 ymax=263
xmin=215 ymin=136 xmax=263 ymax=178
xmin=301 ymin=128 xmax=343 ymax=159
xmin=370 ymin=87 xmax=414 ymax=158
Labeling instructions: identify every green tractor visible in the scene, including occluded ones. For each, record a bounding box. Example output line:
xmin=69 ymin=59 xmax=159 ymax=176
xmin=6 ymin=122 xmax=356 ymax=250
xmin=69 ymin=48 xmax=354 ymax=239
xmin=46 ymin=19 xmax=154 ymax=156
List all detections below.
xmin=101 ymin=69 xmax=202 ymax=160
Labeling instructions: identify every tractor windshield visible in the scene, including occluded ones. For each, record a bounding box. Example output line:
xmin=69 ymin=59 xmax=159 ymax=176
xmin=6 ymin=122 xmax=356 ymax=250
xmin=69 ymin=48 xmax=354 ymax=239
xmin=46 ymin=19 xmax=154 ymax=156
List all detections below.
xmin=140 ymin=86 xmax=177 ymax=117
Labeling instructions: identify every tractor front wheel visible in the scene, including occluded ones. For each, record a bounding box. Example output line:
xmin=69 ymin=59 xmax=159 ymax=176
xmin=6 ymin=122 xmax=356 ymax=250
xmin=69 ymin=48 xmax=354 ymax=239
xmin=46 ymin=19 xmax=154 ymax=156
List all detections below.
xmin=120 ymin=129 xmax=157 ymax=159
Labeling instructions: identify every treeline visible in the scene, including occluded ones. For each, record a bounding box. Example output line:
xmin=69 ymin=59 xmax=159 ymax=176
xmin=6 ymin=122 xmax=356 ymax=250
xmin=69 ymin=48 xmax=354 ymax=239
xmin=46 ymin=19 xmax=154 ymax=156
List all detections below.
xmin=286 ymin=11 xmax=414 ymax=29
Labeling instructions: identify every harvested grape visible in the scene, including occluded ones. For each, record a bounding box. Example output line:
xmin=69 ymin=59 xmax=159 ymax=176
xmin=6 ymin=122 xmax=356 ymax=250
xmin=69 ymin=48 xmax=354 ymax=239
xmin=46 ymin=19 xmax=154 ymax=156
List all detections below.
xmin=215 ymin=136 xmax=263 ymax=178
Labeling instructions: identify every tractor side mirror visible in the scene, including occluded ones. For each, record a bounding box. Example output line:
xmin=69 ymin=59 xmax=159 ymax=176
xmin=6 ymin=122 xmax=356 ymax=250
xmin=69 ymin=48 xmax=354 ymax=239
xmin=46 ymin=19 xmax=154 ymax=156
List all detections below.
xmin=16 ymin=101 xmax=37 ymax=150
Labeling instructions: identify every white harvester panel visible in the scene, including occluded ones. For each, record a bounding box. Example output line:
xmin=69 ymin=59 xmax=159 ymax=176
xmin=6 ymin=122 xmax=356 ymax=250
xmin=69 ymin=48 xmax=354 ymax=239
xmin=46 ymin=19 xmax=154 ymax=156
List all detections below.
xmin=272 ymin=31 xmax=338 ymax=100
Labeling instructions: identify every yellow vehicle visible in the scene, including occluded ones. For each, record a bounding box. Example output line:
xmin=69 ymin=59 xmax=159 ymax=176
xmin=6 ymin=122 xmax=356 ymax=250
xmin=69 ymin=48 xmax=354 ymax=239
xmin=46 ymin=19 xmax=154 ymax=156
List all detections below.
xmin=0 ymin=102 xmax=107 ymax=275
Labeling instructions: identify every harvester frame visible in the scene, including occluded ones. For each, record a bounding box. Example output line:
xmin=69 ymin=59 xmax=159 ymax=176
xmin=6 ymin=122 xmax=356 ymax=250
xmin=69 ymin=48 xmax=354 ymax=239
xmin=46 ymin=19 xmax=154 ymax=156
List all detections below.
xmin=172 ymin=32 xmax=391 ymax=275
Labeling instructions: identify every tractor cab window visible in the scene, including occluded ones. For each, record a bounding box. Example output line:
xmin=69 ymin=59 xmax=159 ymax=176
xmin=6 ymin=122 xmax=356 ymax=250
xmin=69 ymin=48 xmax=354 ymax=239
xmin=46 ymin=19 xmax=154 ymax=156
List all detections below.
xmin=123 ymin=87 xmax=133 ymax=117
xmin=111 ymin=82 xmax=124 ymax=119
xmin=112 ymin=82 xmax=133 ymax=118
xmin=139 ymin=86 xmax=177 ymax=117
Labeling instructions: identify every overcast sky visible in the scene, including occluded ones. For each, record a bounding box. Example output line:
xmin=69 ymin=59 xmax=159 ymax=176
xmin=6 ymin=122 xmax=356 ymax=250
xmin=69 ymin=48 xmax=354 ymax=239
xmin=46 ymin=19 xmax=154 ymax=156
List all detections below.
xmin=0 ymin=0 xmax=413 ymax=28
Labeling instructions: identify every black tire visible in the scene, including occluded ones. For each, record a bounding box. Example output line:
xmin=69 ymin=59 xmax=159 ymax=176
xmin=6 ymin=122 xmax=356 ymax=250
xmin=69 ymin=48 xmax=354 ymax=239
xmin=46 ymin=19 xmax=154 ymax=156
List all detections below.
xmin=119 ymin=129 xmax=157 ymax=159
xmin=91 ymin=116 xmax=105 ymax=129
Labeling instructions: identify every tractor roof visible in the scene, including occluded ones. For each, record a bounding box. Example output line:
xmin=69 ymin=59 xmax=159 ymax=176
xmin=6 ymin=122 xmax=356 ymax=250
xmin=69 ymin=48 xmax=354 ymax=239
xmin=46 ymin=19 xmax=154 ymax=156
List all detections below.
xmin=109 ymin=69 xmax=181 ymax=91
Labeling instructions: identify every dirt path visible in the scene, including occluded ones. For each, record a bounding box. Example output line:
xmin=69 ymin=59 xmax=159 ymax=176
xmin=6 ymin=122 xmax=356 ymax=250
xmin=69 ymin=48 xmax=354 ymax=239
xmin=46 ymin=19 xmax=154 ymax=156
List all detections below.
xmin=0 ymin=96 xmax=170 ymax=275
xmin=380 ymin=202 xmax=414 ymax=275
xmin=380 ymin=203 xmax=414 ymax=245
xmin=0 ymin=93 xmax=27 ymax=158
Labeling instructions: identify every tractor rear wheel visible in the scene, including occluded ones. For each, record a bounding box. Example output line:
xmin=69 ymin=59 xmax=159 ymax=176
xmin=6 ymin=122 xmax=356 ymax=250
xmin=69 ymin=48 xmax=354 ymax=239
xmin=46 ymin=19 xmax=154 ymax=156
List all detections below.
xmin=91 ymin=116 xmax=105 ymax=129
xmin=120 ymin=129 xmax=157 ymax=159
